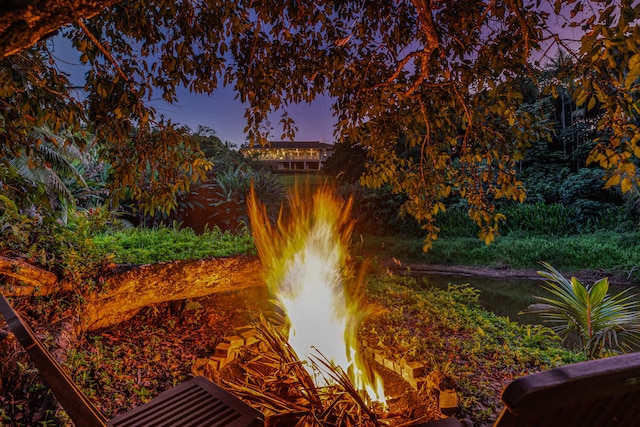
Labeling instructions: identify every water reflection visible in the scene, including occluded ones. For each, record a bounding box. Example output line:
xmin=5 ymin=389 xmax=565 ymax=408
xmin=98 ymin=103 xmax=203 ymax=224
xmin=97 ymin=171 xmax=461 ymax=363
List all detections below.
xmin=413 ymin=273 xmax=637 ymax=326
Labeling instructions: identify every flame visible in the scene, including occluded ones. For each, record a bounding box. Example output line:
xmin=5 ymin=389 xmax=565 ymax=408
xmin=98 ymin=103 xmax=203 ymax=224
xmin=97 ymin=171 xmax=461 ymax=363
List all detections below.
xmin=248 ymin=184 xmax=385 ymax=403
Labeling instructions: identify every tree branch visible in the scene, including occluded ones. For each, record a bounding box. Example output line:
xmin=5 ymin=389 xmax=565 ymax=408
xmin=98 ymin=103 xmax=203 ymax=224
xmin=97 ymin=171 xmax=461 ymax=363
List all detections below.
xmin=370 ymin=50 xmax=422 ymax=90
xmin=0 ymin=0 xmax=121 ymax=60
xmin=411 ymin=0 xmax=440 ymax=52
xmin=75 ymin=17 xmax=129 ymax=83
xmin=409 ymin=0 xmax=441 ymax=95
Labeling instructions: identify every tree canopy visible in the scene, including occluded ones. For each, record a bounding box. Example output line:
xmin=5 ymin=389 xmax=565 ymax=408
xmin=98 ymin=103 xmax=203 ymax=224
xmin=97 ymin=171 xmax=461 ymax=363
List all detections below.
xmin=0 ymin=0 xmax=638 ymax=247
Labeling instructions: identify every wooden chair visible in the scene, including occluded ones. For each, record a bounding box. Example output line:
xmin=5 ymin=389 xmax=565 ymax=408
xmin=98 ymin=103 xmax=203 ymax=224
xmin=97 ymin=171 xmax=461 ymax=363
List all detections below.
xmin=0 ymin=294 xmax=264 ymax=427
xmin=412 ymin=351 xmax=640 ymax=427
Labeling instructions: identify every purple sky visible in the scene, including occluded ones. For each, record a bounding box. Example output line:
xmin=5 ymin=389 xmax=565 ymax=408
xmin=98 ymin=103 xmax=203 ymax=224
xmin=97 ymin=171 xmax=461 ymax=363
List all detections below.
xmin=50 ymin=4 xmax=586 ymax=149
xmin=51 ymin=36 xmax=337 ymax=148
xmin=153 ymin=86 xmax=337 ymax=147
xmin=51 ymin=38 xmax=336 ymax=148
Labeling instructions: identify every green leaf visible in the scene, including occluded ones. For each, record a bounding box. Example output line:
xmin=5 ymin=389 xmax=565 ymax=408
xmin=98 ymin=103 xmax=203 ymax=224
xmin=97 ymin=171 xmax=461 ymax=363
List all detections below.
xmin=589 ymin=278 xmax=609 ymax=307
xmin=625 ymin=54 xmax=640 ymax=89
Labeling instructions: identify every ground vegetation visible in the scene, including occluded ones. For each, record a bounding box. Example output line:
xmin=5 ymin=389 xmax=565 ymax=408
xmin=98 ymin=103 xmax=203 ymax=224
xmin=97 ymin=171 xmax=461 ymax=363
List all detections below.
xmin=0 ymin=261 xmax=584 ymax=427
xmin=0 ymin=1 xmax=639 ymax=425
xmin=1 ymin=0 xmax=639 ymax=247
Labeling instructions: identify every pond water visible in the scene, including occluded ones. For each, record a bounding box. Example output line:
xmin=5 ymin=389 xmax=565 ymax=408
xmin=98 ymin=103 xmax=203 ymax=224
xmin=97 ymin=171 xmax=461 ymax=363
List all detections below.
xmin=412 ymin=272 xmax=638 ymax=326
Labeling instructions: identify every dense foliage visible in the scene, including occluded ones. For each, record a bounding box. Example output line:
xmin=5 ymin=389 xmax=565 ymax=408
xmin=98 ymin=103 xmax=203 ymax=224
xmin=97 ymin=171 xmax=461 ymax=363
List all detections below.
xmin=329 ymin=48 xmax=640 ymax=242
xmin=1 ymin=0 xmax=638 ymax=247
xmin=361 ymin=274 xmax=584 ymax=425
xmin=0 ymin=196 xmax=117 ymax=281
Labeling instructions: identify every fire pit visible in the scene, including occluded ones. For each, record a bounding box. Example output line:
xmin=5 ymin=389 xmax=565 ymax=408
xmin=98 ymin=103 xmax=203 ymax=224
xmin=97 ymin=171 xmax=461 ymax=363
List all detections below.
xmin=192 ymin=316 xmax=451 ymax=425
xmin=191 ymin=186 xmax=456 ymax=426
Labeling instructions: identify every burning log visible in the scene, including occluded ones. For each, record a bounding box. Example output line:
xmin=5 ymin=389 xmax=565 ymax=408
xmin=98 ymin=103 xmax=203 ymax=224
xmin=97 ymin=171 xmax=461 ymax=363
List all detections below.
xmin=196 ymin=314 xmax=447 ymax=427
xmin=220 ymin=315 xmax=383 ymax=427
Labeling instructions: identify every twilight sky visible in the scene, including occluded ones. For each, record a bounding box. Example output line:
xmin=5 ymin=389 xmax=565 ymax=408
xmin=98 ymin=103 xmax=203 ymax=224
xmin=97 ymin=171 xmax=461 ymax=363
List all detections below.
xmin=153 ymin=86 xmax=337 ymax=147
xmin=50 ymin=4 xmax=585 ymax=149
xmin=51 ymin=36 xmax=337 ymax=148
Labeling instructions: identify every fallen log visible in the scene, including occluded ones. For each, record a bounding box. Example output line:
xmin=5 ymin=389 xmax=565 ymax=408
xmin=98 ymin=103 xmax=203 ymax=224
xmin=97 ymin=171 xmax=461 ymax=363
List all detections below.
xmin=81 ymin=255 xmax=264 ymax=331
xmin=1 ymin=255 xmax=265 ymax=331
xmin=0 ymin=256 xmax=63 ymax=296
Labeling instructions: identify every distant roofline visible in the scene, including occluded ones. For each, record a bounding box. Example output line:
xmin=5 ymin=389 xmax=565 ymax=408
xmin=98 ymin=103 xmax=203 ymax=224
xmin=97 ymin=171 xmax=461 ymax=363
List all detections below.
xmin=240 ymin=141 xmax=334 ymax=150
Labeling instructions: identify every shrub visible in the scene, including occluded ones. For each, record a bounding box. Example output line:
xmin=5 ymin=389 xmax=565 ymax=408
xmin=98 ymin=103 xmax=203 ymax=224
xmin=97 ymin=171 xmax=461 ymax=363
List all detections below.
xmin=0 ymin=197 xmax=109 ymax=283
xmin=523 ymin=262 xmax=640 ymax=358
xmin=344 ymin=184 xmax=422 ymax=236
xmin=499 ymin=203 xmax=579 ymax=236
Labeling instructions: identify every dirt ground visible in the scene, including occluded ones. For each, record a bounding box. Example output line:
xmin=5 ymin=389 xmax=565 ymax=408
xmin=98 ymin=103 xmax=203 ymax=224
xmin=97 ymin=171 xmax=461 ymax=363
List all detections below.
xmin=384 ymin=260 xmax=632 ymax=285
xmin=0 ymin=284 xmax=445 ymax=426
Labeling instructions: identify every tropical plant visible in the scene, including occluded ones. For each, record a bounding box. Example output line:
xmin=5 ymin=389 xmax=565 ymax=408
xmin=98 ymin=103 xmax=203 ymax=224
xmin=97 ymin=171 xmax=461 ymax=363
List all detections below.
xmin=1 ymin=126 xmax=88 ymax=213
xmin=177 ymin=165 xmax=286 ymax=232
xmin=67 ymin=142 xmax=113 ymax=210
xmin=1 ymin=1 xmax=638 ymax=248
xmin=523 ymin=262 xmax=640 ymax=359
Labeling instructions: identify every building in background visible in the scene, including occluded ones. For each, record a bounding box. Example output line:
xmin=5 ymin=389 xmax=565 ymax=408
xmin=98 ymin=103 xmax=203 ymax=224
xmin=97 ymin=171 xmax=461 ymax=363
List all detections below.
xmin=240 ymin=141 xmax=334 ymax=171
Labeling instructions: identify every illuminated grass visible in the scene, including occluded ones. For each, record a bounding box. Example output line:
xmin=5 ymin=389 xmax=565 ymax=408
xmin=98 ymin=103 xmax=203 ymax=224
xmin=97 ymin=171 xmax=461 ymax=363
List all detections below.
xmin=92 ymin=223 xmax=255 ymax=264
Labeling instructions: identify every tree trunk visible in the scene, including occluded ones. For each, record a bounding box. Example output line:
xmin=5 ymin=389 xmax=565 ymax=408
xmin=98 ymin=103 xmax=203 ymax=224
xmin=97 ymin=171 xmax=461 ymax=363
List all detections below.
xmin=0 ymin=0 xmax=121 ymax=59
xmin=0 ymin=256 xmax=265 ymax=331
xmin=81 ymin=256 xmax=264 ymax=331
xmin=0 ymin=256 xmax=62 ymax=295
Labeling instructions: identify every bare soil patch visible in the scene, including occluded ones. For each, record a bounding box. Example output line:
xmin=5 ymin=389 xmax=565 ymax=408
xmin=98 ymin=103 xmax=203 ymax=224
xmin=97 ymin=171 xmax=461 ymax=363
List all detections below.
xmin=384 ymin=260 xmax=633 ymax=285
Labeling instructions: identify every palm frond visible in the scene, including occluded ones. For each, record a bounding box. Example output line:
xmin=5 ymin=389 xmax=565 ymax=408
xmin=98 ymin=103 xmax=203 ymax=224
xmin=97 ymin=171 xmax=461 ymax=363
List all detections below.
xmin=8 ymin=156 xmax=41 ymax=184
xmin=31 ymin=138 xmax=87 ymax=187
xmin=525 ymin=263 xmax=640 ymax=358
xmin=3 ymin=127 xmax=90 ymax=210
xmin=42 ymin=165 xmax=75 ymax=205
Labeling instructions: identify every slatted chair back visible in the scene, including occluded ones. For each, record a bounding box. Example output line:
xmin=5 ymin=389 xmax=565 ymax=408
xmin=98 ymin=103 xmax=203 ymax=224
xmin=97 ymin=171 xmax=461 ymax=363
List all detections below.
xmin=0 ymin=294 xmax=264 ymax=427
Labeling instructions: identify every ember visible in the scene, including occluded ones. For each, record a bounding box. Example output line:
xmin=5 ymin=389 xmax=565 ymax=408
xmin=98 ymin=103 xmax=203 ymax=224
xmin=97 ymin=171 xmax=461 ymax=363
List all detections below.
xmin=248 ymin=184 xmax=385 ymax=404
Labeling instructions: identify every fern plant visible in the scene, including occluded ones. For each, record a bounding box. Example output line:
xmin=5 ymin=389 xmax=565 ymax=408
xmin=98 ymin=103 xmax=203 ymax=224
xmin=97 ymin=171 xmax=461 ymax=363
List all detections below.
xmin=1 ymin=126 xmax=87 ymax=212
xmin=523 ymin=262 xmax=640 ymax=358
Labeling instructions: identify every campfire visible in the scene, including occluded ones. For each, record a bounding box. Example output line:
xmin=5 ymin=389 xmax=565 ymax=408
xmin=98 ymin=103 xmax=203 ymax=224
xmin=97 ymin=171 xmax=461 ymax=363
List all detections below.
xmin=194 ymin=185 xmax=445 ymax=426
xmin=248 ymin=184 xmax=384 ymax=401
